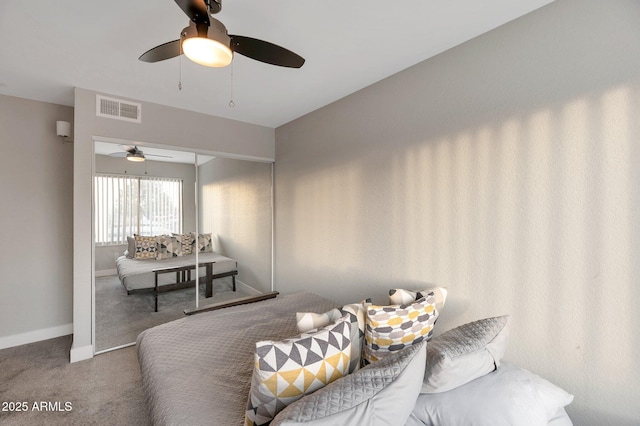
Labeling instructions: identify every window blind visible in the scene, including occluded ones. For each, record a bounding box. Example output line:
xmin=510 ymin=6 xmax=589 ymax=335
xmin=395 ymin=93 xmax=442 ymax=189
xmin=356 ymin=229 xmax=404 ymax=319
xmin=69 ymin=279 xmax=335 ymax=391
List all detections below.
xmin=95 ymin=174 xmax=183 ymax=245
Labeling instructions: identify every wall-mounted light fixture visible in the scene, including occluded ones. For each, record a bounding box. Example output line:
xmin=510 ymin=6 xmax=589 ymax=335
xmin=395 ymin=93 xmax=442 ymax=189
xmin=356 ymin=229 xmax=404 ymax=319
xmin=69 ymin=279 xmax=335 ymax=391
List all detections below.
xmin=56 ymin=121 xmax=73 ymax=143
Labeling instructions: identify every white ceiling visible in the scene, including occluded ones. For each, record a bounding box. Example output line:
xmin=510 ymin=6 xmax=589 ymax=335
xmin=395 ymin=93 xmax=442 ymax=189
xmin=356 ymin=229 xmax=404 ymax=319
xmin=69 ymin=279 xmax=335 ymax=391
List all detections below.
xmin=0 ymin=0 xmax=554 ymax=128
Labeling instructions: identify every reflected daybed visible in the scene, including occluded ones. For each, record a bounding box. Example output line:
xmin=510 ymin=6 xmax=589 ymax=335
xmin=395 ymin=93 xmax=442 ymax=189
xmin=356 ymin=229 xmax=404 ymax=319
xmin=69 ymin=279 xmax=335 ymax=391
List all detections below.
xmin=116 ymin=252 xmax=237 ymax=294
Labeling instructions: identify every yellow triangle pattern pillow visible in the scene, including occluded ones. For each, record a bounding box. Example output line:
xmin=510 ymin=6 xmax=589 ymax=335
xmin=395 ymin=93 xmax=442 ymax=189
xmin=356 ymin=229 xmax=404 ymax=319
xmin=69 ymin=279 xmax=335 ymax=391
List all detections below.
xmin=245 ymin=315 xmax=352 ymax=426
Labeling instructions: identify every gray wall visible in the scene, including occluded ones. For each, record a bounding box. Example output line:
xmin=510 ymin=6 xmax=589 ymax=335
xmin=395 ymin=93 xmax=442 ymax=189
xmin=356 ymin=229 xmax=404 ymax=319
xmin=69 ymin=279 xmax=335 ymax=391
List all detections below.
xmin=94 ymin=154 xmax=197 ymax=272
xmin=0 ymin=94 xmax=74 ymax=348
xmin=275 ymin=0 xmax=640 ymax=424
xmin=73 ymin=87 xmax=275 ymax=361
xmin=198 ymin=157 xmax=272 ymax=293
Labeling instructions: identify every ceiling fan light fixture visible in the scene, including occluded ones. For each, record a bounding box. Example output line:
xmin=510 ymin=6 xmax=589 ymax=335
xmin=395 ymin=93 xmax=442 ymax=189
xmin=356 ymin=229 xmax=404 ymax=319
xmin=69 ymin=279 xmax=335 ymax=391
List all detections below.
xmin=183 ymin=37 xmax=232 ymax=67
xmin=127 ymin=152 xmax=145 ymax=162
xmin=181 ymin=19 xmax=232 ymax=68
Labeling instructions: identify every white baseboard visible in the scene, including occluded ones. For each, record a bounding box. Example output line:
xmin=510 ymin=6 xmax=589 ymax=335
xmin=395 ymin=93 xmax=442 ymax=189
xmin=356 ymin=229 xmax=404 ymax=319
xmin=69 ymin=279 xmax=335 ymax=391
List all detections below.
xmin=236 ymin=280 xmax=262 ymax=295
xmin=70 ymin=343 xmax=94 ymax=363
xmin=0 ymin=323 xmax=73 ymax=351
xmin=95 ymin=269 xmax=117 ymax=277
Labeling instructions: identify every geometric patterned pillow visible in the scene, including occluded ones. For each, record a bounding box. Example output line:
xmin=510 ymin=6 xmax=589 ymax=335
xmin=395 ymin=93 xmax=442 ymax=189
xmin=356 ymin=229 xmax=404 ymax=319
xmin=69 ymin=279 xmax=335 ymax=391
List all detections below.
xmin=133 ymin=235 xmax=157 ymax=259
xmin=340 ymin=299 xmax=372 ymax=338
xmin=388 ymin=287 xmax=448 ymax=312
xmin=296 ymin=308 xmax=361 ymax=374
xmin=173 ymin=232 xmax=195 ymax=256
xmin=197 ymin=233 xmax=213 ymax=253
xmin=296 ymin=298 xmax=371 ymax=374
xmin=338 ymin=299 xmax=371 ymax=372
xmin=156 ymin=235 xmax=180 ymax=259
xmin=245 ymin=315 xmax=352 ymax=426
xmin=363 ymin=295 xmax=438 ymax=364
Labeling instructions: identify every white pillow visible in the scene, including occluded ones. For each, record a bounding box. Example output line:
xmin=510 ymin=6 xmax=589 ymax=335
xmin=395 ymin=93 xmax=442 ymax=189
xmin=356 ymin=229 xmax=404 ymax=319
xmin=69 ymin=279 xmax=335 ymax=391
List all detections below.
xmin=388 ymin=287 xmax=448 ymax=312
xmin=272 ymin=342 xmax=427 ymax=426
xmin=422 ymin=315 xmax=510 ymax=393
xmin=412 ymin=362 xmax=574 ymax=426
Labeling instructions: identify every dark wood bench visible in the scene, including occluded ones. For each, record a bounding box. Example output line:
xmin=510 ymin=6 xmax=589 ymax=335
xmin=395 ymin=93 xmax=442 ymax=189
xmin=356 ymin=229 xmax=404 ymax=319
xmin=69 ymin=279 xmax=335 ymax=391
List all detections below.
xmin=151 ymin=262 xmax=237 ymax=312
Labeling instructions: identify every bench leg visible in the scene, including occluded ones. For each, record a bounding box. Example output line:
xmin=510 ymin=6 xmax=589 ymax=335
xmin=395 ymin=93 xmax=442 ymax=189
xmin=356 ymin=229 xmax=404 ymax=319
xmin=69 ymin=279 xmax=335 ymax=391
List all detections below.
xmin=155 ymin=273 xmax=159 ymax=312
xmin=206 ymin=264 xmax=213 ymax=298
xmin=232 ymin=274 xmax=236 ymax=292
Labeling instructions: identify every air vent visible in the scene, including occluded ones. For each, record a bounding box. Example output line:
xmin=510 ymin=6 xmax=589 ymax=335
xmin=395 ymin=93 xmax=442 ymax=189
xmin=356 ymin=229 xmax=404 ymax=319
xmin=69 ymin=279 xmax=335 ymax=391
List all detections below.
xmin=96 ymin=95 xmax=141 ymax=123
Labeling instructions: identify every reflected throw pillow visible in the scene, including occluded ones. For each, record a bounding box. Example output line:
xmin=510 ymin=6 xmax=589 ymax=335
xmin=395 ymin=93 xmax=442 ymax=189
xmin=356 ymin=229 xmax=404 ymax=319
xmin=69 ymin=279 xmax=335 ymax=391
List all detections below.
xmin=126 ymin=236 xmax=136 ymax=258
xmin=197 ymin=233 xmax=213 ymax=253
xmin=133 ymin=235 xmax=157 ymax=259
xmin=156 ymin=235 xmax=179 ymax=259
xmin=173 ymin=232 xmax=195 ymax=256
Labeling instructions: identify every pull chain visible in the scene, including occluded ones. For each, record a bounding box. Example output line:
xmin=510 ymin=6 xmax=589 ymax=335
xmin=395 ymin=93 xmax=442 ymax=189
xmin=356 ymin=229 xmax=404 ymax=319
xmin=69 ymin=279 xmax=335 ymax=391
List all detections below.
xmin=178 ymin=36 xmax=183 ymax=91
xmin=228 ymin=61 xmax=235 ymax=108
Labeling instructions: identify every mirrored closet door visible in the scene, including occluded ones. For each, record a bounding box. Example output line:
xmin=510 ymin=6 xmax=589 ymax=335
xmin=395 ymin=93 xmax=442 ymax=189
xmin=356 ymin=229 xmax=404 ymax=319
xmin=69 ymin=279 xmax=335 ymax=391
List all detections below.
xmin=93 ymin=141 xmax=273 ymax=353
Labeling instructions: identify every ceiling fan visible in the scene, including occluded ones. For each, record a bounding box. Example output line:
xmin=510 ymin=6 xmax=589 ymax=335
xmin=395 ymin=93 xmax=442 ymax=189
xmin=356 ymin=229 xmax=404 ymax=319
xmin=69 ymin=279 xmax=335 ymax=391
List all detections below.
xmin=109 ymin=145 xmax=172 ymax=162
xmin=139 ymin=0 xmax=305 ymax=68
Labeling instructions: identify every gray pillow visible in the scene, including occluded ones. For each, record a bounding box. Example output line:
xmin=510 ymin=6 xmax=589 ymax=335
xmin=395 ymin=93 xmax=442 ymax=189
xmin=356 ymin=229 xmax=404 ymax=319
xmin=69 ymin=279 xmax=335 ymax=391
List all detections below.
xmin=271 ymin=341 xmax=426 ymax=426
xmin=422 ymin=315 xmax=510 ymax=393
xmin=126 ymin=236 xmax=135 ymax=258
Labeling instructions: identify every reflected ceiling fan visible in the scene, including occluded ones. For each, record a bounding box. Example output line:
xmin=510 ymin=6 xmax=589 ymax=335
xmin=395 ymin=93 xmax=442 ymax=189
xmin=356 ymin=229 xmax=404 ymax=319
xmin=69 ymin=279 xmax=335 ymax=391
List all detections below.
xmin=109 ymin=145 xmax=172 ymax=162
xmin=139 ymin=0 xmax=305 ymax=68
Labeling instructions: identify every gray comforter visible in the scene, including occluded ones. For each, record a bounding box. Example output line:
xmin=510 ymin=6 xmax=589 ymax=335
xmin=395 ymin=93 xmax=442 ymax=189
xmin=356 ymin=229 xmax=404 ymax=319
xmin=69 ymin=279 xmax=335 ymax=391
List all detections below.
xmin=137 ymin=292 xmax=338 ymax=426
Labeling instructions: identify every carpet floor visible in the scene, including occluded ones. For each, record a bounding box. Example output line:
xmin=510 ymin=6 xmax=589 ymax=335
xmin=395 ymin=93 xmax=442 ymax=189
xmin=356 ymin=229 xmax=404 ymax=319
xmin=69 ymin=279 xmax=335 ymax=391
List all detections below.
xmin=95 ymin=275 xmax=253 ymax=351
xmin=0 ymin=335 xmax=149 ymax=426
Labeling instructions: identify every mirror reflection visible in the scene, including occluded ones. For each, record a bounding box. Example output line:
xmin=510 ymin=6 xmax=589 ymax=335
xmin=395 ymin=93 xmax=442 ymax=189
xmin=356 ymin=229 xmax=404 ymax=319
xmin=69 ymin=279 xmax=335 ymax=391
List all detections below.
xmin=94 ymin=141 xmax=272 ymax=353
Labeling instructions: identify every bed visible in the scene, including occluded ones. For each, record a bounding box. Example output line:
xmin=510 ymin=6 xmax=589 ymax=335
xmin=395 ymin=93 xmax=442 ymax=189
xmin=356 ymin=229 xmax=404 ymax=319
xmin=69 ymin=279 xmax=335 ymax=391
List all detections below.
xmin=137 ymin=292 xmax=574 ymax=426
xmin=115 ymin=251 xmax=237 ymax=293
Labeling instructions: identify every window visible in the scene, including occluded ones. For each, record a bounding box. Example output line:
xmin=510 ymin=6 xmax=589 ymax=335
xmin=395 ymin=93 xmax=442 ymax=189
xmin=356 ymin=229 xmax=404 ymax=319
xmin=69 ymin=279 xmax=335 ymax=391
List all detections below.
xmin=95 ymin=174 xmax=183 ymax=245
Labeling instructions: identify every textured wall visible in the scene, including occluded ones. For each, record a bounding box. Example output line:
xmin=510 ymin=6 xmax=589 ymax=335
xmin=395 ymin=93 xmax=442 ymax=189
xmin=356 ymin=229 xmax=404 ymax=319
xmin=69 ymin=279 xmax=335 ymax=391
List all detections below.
xmin=275 ymin=0 xmax=640 ymax=424
xmin=199 ymin=157 xmax=273 ymax=293
xmin=0 ymin=95 xmax=74 ymax=347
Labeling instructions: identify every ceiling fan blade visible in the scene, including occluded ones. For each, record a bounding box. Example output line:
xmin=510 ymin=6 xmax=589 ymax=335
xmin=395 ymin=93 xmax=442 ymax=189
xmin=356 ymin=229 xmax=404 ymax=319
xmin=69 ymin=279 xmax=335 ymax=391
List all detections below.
xmin=174 ymin=0 xmax=210 ymax=25
xmin=146 ymin=154 xmax=173 ymax=159
xmin=109 ymin=152 xmax=128 ymax=158
xmin=139 ymin=40 xmax=182 ymax=63
xmin=230 ymin=35 xmax=305 ymax=68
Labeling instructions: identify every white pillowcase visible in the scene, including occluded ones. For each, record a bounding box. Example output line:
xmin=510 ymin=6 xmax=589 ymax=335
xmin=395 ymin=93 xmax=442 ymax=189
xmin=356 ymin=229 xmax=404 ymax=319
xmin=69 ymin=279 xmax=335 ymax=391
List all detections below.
xmin=411 ymin=362 xmax=574 ymax=426
xmin=388 ymin=287 xmax=448 ymax=312
xmin=422 ymin=315 xmax=510 ymax=393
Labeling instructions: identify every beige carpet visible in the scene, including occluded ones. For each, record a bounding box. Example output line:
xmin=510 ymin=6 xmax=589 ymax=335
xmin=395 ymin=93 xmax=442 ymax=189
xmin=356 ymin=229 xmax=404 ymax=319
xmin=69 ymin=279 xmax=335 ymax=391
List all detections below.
xmin=95 ymin=275 xmax=253 ymax=351
xmin=0 ymin=336 xmax=149 ymax=426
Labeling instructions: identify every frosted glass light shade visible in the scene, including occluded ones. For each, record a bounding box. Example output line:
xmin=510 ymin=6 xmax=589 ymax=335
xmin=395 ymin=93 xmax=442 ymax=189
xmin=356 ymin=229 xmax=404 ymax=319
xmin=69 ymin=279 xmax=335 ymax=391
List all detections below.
xmin=126 ymin=152 xmax=145 ymax=162
xmin=183 ymin=37 xmax=232 ymax=67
